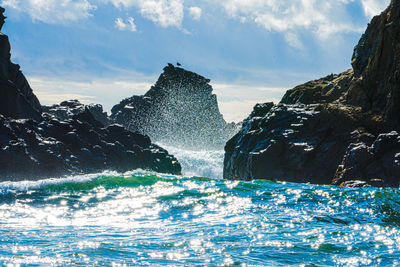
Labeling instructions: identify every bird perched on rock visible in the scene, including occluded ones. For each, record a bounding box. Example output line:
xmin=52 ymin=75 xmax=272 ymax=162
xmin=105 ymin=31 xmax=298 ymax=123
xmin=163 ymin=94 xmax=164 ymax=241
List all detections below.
xmin=177 ymin=62 xmax=182 ymax=66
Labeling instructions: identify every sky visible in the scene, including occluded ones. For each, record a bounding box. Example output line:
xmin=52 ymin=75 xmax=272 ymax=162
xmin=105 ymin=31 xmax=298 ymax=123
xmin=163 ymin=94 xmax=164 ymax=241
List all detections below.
xmin=0 ymin=0 xmax=391 ymax=122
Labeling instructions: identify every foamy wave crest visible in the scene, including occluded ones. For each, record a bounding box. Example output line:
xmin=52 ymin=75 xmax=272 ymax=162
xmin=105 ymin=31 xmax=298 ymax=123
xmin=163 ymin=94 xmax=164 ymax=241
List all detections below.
xmin=0 ymin=170 xmax=131 ymax=195
xmin=159 ymin=144 xmax=224 ymax=178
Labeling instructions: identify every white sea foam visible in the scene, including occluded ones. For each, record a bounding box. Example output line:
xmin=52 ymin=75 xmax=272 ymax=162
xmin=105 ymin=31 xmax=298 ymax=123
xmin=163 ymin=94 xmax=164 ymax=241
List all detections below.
xmin=159 ymin=144 xmax=224 ymax=178
xmin=0 ymin=171 xmax=120 ymax=195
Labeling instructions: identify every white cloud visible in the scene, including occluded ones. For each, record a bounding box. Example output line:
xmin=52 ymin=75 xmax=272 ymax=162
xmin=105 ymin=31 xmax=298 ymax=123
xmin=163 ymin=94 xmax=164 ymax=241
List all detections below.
xmin=284 ymin=32 xmax=303 ymax=50
xmin=216 ymin=0 xmax=380 ymax=47
xmin=106 ymin=0 xmax=184 ymax=28
xmin=115 ymin=17 xmax=137 ymax=31
xmin=140 ymin=0 xmax=184 ymax=27
xmin=361 ymin=0 xmax=390 ymax=18
xmin=1 ymin=0 xmax=96 ymax=23
xmin=188 ymin=6 xmax=202 ymax=20
xmin=3 ymin=0 xmax=389 ymax=36
xmin=3 ymin=0 xmax=184 ymax=27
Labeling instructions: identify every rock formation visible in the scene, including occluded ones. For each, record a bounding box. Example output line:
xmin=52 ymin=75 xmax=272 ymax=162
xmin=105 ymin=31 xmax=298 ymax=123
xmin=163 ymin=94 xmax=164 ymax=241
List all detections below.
xmin=333 ymin=131 xmax=400 ymax=187
xmin=43 ymin=100 xmax=112 ymax=126
xmin=347 ymin=0 xmax=400 ymax=126
xmin=0 ymin=9 xmax=181 ymax=181
xmin=0 ymin=111 xmax=181 ymax=181
xmin=111 ymin=64 xmax=237 ymax=149
xmin=224 ymin=103 xmax=385 ymax=184
xmin=0 ymin=36 xmax=42 ymax=121
xmin=224 ymin=0 xmax=400 ymax=187
xmin=0 ymin=7 xmax=41 ymax=121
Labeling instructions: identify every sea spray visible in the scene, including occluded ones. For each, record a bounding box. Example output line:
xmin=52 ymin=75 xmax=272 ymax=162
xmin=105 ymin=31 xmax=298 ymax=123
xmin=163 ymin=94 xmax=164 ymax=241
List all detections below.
xmin=159 ymin=144 xmax=224 ymax=178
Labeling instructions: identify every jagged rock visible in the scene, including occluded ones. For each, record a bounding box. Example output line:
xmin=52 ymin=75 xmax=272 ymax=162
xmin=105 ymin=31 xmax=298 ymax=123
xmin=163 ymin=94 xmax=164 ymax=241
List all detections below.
xmin=0 ymin=33 xmax=42 ymax=121
xmin=43 ymin=100 xmax=112 ymax=126
xmin=0 ymin=109 xmax=181 ymax=181
xmin=224 ymin=103 xmax=385 ymax=183
xmin=111 ymin=64 xmax=237 ymax=149
xmin=281 ymin=70 xmax=353 ymax=105
xmin=249 ymin=102 xmax=274 ymax=118
xmin=347 ymin=0 xmax=400 ymax=126
xmin=223 ymin=0 xmax=400 ymax=187
xmin=333 ymin=131 xmax=400 ymax=187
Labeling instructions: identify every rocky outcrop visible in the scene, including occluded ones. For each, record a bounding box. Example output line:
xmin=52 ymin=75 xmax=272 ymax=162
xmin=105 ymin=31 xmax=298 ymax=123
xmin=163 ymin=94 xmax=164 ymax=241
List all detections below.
xmin=224 ymin=103 xmax=385 ymax=183
xmin=43 ymin=100 xmax=112 ymax=126
xmin=0 ymin=34 xmax=42 ymax=121
xmin=281 ymin=69 xmax=353 ymax=105
xmin=111 ymin=64 xmax=237 ymax=149
xmin=224 ymin=0 xmax=400 ymax=187
xmin=0 ymin=110 xmax=181 ymax=181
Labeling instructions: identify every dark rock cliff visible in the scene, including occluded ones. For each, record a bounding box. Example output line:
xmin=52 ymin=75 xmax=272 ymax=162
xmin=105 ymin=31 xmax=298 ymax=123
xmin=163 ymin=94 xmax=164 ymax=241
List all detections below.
xmin=0 ymin=34 xmax=42 ymax=121
xmin=111 ymin=64 xmax=237 ymax=149
xmin=348 ymin=0 xmax=400 ymax=126
xmin=224 ymin=0 xmax=400 ymax=187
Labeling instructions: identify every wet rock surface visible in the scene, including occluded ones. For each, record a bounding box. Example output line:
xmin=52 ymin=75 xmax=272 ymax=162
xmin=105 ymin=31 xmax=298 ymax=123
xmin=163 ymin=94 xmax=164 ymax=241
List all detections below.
xmin=224 ymin=103 xmax=385 ymax=184
xmin=0 ymin=110 xmax=181 ymax=181
xmin=111 ymin=64 xmax=237 ymax=149
xmin=224 ymin=0 xmax=400 ymax=187
xmin=333 ymin=131 xmax=400 ymax=187
xmin=281 ymin=69 xmax=353 ymax=105
xmin=43 ymin=100 xmax=112 ymax=126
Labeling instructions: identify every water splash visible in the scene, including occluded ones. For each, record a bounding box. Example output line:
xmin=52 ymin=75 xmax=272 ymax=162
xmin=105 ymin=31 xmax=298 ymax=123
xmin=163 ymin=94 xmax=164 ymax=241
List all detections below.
xmin=159 ymin=143 xmax=224 ymax=178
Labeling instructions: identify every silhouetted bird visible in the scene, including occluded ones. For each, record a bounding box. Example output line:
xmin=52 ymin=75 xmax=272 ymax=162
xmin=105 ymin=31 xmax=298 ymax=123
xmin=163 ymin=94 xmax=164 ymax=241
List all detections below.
xmin=177 ymin=62 xmax=181 ymax=66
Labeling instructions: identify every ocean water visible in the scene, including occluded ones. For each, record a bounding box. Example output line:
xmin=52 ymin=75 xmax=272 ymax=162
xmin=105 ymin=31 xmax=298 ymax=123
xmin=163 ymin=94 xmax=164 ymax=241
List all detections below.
xmin=1 ymin=149 xmax=400 ymax=266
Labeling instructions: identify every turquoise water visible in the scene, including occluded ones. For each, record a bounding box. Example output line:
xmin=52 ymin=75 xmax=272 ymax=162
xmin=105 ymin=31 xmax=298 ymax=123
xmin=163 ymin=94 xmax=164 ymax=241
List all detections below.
xmin=1 ymin=149 xmax=400 ymax=266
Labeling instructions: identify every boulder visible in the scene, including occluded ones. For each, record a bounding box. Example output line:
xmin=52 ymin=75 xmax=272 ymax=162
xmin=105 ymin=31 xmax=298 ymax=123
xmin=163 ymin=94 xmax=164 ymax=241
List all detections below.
xmin=111 ymin=64 xmax=237 ymax=149
xmin=333 ymin=131 xmax=400 ymax=187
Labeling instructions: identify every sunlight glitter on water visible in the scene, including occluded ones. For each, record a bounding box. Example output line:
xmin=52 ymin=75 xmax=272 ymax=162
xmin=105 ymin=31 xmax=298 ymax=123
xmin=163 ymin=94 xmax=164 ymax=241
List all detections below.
xmin=1 ymin=171 xmax=400 ymax=265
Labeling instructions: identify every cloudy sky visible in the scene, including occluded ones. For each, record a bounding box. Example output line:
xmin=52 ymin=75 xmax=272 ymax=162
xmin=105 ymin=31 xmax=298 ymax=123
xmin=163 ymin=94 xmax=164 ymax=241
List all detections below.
xmin=1 ymin=0 xmax=390 ymax=121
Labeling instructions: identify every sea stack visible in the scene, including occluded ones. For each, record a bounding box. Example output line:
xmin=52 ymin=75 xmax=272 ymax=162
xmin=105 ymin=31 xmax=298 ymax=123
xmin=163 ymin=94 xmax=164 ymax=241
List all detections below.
xmin=224 ymin=0 xmax=400 ymax=187
xmin=111 ymin=64 xmax=237 ymax=149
